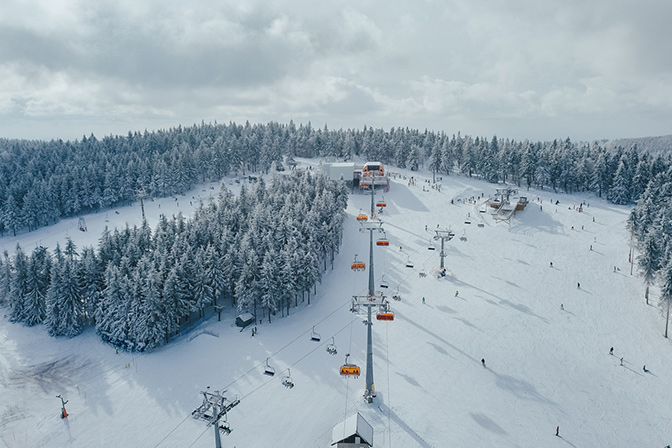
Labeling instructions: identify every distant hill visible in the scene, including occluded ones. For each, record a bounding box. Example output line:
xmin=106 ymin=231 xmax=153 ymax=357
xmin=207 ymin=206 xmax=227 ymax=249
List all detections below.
xmin=608 ymin=134 xmax=672 ymax=154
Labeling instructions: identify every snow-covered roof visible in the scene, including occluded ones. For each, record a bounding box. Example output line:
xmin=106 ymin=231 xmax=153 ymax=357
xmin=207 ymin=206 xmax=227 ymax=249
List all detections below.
xmin=331 ymin=413 xmax=373 ymax=446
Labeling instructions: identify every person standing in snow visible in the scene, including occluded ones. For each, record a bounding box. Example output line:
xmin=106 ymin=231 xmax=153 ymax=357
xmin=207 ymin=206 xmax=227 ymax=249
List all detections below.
xmin=620 ymin=357 xmax=623 ymax=366
xmin=481 ymin=358 xmax=486 ymax=367
xmin=609 ymin=347 xmax=614 ymax=355
xmin=455 ymin=290 xmax=459 ymax=297
xmin=577 ymin=282 xmax=581 ymax=289
xmin=556 ymin=426 xmax=559 ymax=436
xmin=422 ymin=297 xmax=426 ymax=305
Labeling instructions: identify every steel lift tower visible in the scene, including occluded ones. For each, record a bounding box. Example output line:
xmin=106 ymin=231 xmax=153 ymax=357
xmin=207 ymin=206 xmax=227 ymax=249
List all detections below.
xmin=352 ymin=219 xmax=389 ymax=403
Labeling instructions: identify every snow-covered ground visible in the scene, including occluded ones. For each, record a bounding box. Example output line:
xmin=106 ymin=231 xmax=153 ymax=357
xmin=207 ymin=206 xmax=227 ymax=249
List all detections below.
xmin=2 ymin=161 xmax=671 ymax=448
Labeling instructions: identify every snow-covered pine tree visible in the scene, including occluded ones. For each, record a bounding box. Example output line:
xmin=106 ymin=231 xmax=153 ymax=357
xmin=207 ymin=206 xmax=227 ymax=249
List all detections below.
xmin=96 ymin=265 xmax=132 ymax=347
xmin=137 ymin=261 xmax=167 ymax=350
xmin=429 ymin=142 xmax=442 ymax=183
xmin=191 ymin=250 xmax=214 ymax=318
xmin=235 ymin=245 xmax=260 ymax=318
xmin=407 ymin=145 xmax=420 ymax=171
xmin=0 ymin=250 xmax=12 ymax=306
xmin=608 ymin=159 xmax=632 ymax=205
xmin=2 ymin=194 xmax=22 ymax=236
xmin=659 ymin=258 xmax=672 ymax=338
xmin=203 ymin=244 xmax=225 ymax=307
xmin=44 ymin=245 xmax=64 ymax=336
xmin=637 ymin=231 xmax=662 ymax=305
xmin=259 ymin=249 xmax=282 ymax=323
xmin=279 ymin=246 xmax=298 ymax=316
xmin=80 ymin=247 xmax=104 ymax=326
xmin=55 ymin=256 xmax=85 ymax=337
xmin=22 ymin=246 xmax=51 ymax=326
xmin=9 ymin=244 xmax=29 ymax=323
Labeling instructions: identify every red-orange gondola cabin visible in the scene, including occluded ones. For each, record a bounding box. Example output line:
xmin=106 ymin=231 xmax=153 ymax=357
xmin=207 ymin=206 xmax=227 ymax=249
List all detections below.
xmin=340 ymin=364 xmax=361 ymax=377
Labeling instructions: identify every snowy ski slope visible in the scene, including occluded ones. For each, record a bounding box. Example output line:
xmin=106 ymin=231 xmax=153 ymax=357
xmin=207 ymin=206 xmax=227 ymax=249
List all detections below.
xmin=1 ymin=160 xmax=671 ymax=447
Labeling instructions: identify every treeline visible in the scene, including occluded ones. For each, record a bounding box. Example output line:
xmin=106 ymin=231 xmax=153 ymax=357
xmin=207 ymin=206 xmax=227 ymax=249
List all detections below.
xmin=0 ymin=171 xmax=347 ymax=350
xmin=629 ymin=167 xmax=672 ymax=335
xmin=2 ymin=121 xmax=672 ymax=237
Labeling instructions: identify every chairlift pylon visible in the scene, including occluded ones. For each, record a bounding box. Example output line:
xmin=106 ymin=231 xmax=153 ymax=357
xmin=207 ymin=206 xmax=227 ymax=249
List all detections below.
xmin=263 ymin=358 xmax=275 ymax=376
xmin=326 ymin=337 xmax=337 ymax=355
xmin=310 ymin=326 xmax=321 ymax=342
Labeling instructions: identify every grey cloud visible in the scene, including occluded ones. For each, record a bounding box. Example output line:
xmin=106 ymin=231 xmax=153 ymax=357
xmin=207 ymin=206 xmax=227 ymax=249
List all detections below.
xmin=1 ymin=0 xmax=672 ymax=141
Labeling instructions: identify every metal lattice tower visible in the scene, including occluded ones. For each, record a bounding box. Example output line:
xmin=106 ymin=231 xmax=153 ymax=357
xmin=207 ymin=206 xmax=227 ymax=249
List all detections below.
xmin=355 ymin=219 xmax=385 ymax=403
xmin=434 ymin=227 xmax=455 ymax=269
xmin=192 ymin=387 xmax=240 ymax=448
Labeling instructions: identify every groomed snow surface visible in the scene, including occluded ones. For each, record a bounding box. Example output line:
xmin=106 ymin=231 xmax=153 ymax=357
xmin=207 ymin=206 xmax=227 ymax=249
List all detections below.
xmin=1 ymin=161 xmax=671 ymax=448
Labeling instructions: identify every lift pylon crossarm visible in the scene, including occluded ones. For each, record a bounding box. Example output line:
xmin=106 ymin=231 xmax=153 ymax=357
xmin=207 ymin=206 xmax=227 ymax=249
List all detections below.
xmin=192 ymin=388 xmax=240 ymax=424
xmin=359 ymin=221 xmax=384 ymax=231
xmin=352 ymin=294 xmax=387 ymax=308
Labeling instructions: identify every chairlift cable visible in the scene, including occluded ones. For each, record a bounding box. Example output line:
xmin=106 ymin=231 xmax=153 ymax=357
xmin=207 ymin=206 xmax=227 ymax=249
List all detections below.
xmin=221 ymin=299 xmax=353 ymax=391
xmin=164 ymin=282 xmax=369 ymax=447
xmin=225 ymin=316 xmax=359 ymax=403
xmin=179 ymin=276 xmax=370 ymax=447
xmin=152 ymin=414 xmax=193 ymax=447
xmin=187 ymin=425 xmax=211 ymax=448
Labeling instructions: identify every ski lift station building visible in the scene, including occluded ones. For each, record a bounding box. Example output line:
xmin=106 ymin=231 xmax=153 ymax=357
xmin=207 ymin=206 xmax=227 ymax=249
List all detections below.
xmin=322 ymin=162 xmax=389 ymax=190
xmin=331 ymin=412 xmax=373 ymax=447
xmin=322 ymin=162 xmax=357 ymax=184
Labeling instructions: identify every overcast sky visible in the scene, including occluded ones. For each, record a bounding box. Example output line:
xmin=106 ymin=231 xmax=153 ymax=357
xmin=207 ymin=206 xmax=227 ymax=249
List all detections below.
xmin=1 ymin=0 xmax=671 ymax=142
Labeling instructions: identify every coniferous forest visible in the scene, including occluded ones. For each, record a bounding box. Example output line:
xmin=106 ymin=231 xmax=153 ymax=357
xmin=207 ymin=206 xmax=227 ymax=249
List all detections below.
xmin=1 ymin=120 xmax=672 ymax=348
xmin=1 ymin=170 xmax=347 ymax=350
